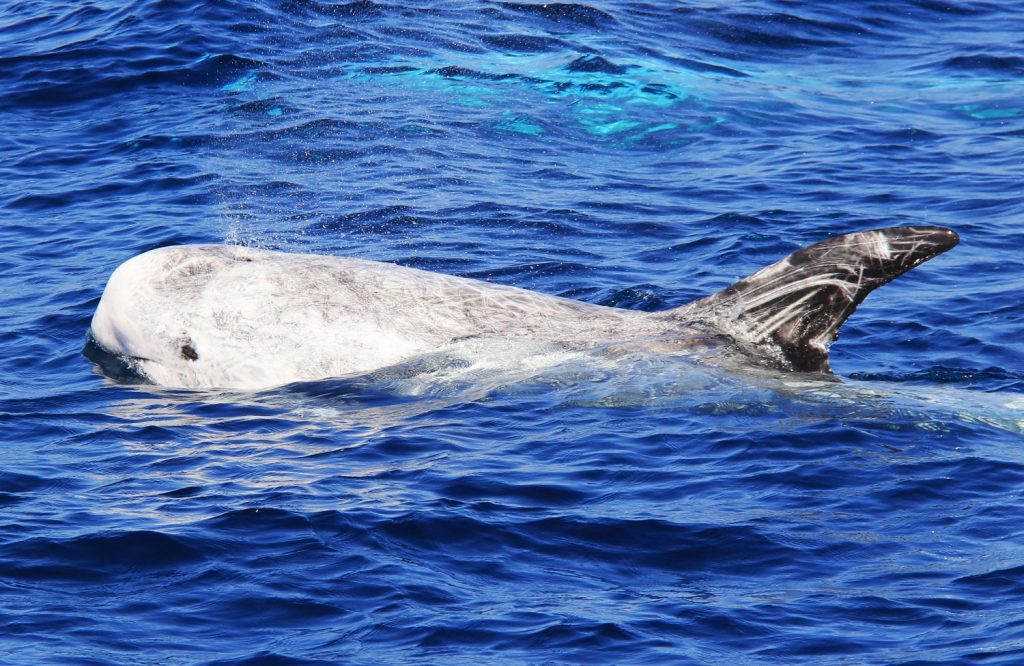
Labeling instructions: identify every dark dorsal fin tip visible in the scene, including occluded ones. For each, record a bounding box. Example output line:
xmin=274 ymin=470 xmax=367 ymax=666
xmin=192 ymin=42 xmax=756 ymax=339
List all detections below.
xmin=670 ymin=226 xmax=959 ymax=373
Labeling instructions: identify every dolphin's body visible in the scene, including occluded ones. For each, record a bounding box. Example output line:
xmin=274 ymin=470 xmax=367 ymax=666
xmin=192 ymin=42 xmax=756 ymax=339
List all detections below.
xmin=86 ymin=227 xmax=958 ymax=389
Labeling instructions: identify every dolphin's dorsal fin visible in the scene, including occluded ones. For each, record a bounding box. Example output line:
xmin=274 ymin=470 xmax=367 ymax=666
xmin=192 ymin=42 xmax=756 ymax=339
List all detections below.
xmin=669 ymin=226 xmax=959 ymax=372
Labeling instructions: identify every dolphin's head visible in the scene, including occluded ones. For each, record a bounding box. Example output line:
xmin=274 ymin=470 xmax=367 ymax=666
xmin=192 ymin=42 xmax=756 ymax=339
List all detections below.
xmin=86 ymin=244 xmax=256 ymax=383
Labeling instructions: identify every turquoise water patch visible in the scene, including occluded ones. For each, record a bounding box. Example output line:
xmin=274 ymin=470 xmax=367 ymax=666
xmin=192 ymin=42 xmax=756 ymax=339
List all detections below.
xmin=953 ymin=103 xmax=1024 ymax=120
xmin=575 ymin=104 xmax=643 ymax=136
xmin=222 ymin=71 xmax=258 ymax=93
xmin=495 ymin=112 xmax=544 ymax=136
xmin=445 ymin=83 xmax=495 ymax=108
xmin=345 ymin=52 xmax=709 ymax=141
xmin=622 ymin=122 xmax=680 ymax=142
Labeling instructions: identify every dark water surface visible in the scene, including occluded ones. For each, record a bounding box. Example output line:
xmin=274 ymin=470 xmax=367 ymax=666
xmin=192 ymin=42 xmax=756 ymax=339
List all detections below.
xmin=3 ymin=1 xmax=1024 ymax=664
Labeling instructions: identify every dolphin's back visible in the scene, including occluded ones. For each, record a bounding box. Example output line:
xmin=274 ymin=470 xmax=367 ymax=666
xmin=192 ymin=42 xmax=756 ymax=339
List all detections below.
xmin=668 ymin=226 xmax=959 ymax=372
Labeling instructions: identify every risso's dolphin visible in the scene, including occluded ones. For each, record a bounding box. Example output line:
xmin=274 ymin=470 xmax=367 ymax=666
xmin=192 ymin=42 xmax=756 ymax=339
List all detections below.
xmin=85 ymin=226 xmax=958 ymax=389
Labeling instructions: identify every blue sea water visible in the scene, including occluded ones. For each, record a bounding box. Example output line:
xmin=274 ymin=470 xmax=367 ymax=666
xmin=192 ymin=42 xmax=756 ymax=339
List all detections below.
xmin=2 ymin=0 xmax=1024 ymax=663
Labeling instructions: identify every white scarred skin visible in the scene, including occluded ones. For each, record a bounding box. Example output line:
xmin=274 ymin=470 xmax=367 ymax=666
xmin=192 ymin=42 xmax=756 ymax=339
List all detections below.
xmin=90 ymin=245 xmax=677 ymax=389
xmin=89 ymin=227 xmax=956 ymax=389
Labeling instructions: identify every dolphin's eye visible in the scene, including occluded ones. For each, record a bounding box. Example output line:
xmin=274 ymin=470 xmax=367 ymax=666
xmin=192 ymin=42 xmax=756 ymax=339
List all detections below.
xmin=180 ymin=343 xmax=198 ymax=361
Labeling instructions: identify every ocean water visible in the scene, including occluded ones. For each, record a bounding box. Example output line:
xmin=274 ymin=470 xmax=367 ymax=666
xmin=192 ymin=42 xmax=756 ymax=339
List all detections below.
xmin=2 ymin=0 xmax=1024 ymax=663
